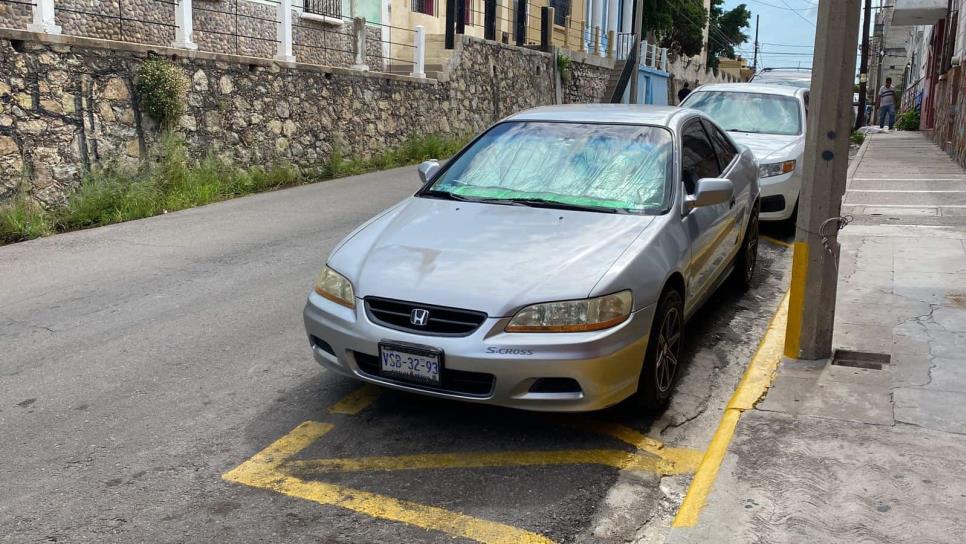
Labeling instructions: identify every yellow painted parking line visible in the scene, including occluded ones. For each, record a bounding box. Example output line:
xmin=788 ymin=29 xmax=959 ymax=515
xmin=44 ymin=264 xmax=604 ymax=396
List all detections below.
xmin=672 ymin=290 xmax=789 ymax=528
xmin=760 ymin=235 xmax=792 ymax=248
xmin=285 ymin=447 xmax=694 ymax=477
xmin=562 ymin=419 xmax=704 ymax=474
xmin=223 ymin=421 xmax=552 ymax=544
xmin=328 ymin=383 xmax=381 ymax=415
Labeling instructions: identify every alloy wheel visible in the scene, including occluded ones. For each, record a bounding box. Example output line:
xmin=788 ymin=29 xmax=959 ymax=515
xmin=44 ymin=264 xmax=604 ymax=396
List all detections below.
xmin=655 ymin=306 xmax=682 ymax=393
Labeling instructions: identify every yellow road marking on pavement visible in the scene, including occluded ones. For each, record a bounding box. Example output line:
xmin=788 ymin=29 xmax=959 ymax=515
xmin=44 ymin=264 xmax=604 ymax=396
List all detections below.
xmin=285 ymin=447 xmax=694 ymax=476
xmin=761 ymin=235 xmax=792 ymax=248
xmin=672 ymin=290 xmax=789 ymax=528
xmin=328 ymin=384 xmax=381 ymax=415
xmin=784 ymin=241 xmax=809 ymax=358
xmin=223 ymin=421 xmax=552 ymax=544
xmin=569 ymin=419 xmax=704 ymax=473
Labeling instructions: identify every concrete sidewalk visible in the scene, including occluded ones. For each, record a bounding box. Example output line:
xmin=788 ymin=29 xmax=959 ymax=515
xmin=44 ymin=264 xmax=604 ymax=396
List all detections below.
xmin=668 ymin=133 xmax=966 ymax=543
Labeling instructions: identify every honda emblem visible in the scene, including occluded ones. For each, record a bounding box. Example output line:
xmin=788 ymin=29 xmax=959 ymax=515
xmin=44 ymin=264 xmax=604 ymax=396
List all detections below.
xmin=410 ymin=308 xmax=430 ymax=327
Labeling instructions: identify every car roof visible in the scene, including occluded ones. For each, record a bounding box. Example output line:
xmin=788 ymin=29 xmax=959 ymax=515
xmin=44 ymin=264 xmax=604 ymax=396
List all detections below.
xmin=690 ymin=82 xmax=806 ymax=97
xmin=756 ymin=67 xmax=812 ymax=73
xmin=505 ymin=104 xmax=686 ymax=126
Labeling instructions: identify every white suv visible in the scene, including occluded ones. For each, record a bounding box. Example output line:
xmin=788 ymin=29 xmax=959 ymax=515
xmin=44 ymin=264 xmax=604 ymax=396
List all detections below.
xmin=681 ymin=83 xmax=808 ymax=222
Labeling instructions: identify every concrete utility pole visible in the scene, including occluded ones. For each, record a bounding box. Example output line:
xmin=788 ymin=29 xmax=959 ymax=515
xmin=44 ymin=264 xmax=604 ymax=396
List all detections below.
xmin=855 ymin=0 xmax=872 ymax=130
xmin=784 ymin=0 xmax=862 ymax=361
xmin=752 ymin=14 xmax=759 ymax=72
xmin=628 ymin=0 xmax=644 ymax=103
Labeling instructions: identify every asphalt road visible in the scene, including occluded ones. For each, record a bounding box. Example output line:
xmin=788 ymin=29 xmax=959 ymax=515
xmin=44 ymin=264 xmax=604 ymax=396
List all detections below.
xmin=0 ymin=167 xmax=791 ymax=543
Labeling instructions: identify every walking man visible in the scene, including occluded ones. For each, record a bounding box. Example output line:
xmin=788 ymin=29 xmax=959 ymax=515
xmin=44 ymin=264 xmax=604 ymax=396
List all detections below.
xmin=877 ymin=77 xmax=897 ymax=129
xmin=677 ymin=81 xmax=692 ymax=104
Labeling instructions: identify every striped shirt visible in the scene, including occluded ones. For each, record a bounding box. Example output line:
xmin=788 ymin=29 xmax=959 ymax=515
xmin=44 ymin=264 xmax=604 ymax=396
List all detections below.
xmin=878 ymin=85 xmax=896 ymax=107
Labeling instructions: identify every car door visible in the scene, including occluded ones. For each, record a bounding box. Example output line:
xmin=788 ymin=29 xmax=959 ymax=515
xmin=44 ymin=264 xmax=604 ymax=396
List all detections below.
xmin=703 ymin=119 xmax=746 ymax=260
xmin=680 ymin=119 xmax=731 ymax=314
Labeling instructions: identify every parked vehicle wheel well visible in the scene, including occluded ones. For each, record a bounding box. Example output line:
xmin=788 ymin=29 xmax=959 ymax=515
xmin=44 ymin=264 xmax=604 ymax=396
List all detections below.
xmin=663 ymin=272 xmax=686 ymax=301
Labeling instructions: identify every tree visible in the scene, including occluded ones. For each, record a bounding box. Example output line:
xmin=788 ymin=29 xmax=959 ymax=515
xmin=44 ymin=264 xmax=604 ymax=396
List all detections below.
xmin=641 ymin=0 xmax=707 ymax=58
xmin=706 ymin=0 xmax=751 ymax=69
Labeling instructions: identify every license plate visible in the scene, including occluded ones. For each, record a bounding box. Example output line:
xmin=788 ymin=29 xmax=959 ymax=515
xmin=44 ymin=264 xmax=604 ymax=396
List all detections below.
xmin=379 ymin=343 xmax=442 ymax=386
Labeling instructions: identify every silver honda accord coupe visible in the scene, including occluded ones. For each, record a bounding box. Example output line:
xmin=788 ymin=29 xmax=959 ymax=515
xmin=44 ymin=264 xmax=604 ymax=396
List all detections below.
xmin=304 ymin=105 xmax=760 ymax=412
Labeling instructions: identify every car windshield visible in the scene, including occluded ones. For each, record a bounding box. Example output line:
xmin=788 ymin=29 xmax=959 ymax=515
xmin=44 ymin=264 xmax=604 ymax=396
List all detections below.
xmin=682 ymin=91 xmax=802 ymax=136
xmin=423 ymin=121 xmax=673 ymax=214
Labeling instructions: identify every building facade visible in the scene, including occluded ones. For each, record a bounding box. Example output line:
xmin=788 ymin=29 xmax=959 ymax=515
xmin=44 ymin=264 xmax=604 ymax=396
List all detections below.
xmin=890 ymin=0 xmax=966 ymax=165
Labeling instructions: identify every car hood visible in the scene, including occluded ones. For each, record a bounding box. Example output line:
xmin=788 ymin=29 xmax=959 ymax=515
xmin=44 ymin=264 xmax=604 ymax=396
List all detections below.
xmin=728 ymin=132 xmax=802 ymax=162
xmin=328 ymin=197 xmax=656 ymax=317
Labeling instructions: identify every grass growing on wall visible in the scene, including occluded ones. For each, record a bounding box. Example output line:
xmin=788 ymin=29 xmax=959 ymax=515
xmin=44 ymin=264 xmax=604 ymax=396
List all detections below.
xmin=0 ymin=133 xmax=468 ymax=245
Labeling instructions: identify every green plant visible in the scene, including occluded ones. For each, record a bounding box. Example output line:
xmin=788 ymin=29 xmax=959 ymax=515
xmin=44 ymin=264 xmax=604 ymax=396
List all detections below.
xmin=850 ymin=131 xmax=865 ymax=146
xmin=556 ymin=53 xmax=572 ymax=83
xmin=896 ymin=109 xmax=921 ymax=131
xmin=135 ymin=59 xmax=189 ymax=129
xmin=0 ymin=193 xmax=53 ymax=243
xmin=1 ymin=133 xmax=469 ymax=246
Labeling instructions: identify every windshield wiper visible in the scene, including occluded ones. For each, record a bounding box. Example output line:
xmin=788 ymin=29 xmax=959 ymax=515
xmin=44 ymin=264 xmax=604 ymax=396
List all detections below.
xmin=728 ymin=128 xmax=763 ymax=133
xmin=500 ymin=198 xmax=630 ymax=214
xmin=421 ymin=190 xmax=478 ymax=202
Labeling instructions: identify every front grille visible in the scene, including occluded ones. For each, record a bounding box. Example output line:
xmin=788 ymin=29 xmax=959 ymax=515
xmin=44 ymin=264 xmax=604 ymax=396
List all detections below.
xmin=365 ymin=297 xmax=487 ymax=336
xmin=353 ymin=352 xmax=495 ymax=396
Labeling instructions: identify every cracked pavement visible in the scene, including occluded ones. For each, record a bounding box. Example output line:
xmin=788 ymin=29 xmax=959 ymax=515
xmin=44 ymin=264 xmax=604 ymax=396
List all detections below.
xmin=668 ymin=132 xmax=966 ymax=544
xmin=0 ymin=165 xmax=793 ymax=543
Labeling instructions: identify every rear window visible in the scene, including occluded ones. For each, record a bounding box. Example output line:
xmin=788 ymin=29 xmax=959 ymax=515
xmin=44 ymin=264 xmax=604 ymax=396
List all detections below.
xmin=682 ymin=91 xmax=803 ymax=136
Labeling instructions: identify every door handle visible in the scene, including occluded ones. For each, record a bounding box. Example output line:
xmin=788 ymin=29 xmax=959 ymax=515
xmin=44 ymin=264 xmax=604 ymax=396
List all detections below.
xmin=729 ymin=196 xmax=736 ymax=209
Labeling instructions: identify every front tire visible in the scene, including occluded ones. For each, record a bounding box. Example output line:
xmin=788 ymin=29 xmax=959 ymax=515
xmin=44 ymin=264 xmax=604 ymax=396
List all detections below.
xmin=732 ymin=208 xmax=759 ymax=290
xmin=635 ymin=288 xmax=684 ymax=414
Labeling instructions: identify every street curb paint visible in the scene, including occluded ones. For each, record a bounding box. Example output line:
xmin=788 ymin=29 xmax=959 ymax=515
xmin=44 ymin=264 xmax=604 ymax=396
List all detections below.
xmin=784 ymin=242 xmax=808 ymax=358
xmin=760 ymin=235 xmax=791 ymax=248
xmin=671 ymin=290 xmax=789 ymax=528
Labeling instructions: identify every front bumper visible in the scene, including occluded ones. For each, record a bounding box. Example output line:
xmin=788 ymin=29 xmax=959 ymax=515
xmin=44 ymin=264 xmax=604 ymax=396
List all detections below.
xmin=759 ymin=169 xmax=801 ymax=221
xmin=302 ymin=292 xmax=655 ymax=412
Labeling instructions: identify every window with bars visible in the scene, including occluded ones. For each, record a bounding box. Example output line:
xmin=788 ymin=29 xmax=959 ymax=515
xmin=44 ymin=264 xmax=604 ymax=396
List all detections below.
xmin=550 ymin=0 xmax=569 ymax=26
xmin=412 ymin=0 xmax=437 ymax=16
xmin=304 ymin=0 xmax=342 ymax=18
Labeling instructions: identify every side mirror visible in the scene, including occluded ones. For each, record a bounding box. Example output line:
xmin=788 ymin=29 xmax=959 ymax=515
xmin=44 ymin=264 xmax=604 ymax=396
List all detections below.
xmin=685 ymin=178 xmax=733 ymax=212
xmin=417 ymin=160 xmax=440 ymax=184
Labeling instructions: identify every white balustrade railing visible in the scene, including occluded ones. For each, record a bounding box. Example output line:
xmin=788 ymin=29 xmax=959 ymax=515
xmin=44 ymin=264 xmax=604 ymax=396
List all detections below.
xmin=21 ymin=0 xmax=427 ymax=75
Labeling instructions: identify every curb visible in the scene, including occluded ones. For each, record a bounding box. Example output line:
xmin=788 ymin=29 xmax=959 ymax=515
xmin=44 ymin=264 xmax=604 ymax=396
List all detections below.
xmin=845 ymin=134 xmax=872 ymax=191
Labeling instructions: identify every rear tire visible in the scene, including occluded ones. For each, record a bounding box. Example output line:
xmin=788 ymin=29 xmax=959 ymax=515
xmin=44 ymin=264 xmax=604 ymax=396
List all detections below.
xmin=635 ymin=288 xmax=684 ymax=414
xmin=732 ymin=207 xmax=759 ymax=291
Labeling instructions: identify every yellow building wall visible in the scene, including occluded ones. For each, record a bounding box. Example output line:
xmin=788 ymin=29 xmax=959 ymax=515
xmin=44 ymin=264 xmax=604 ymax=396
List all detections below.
xmin=387 ymin=0 xmax=588 ymax=59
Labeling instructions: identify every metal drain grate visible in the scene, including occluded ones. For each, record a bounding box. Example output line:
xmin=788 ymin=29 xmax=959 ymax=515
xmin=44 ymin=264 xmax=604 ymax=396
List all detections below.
xmin=831 ymin=349 xmax=891 ymax=370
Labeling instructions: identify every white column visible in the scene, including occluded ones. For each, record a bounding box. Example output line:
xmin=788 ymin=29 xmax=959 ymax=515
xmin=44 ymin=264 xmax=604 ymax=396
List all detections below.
xmin=590 ymin=0 xmax=603 ymax=53
xmin=28 ymin=0 xmax=61 ymax=34
xmin=606 ymin=0 xmax=618 ymax=36
xmin=172 ymin=0 xmax=197 ymax=50
xmin=350 ymin=17 xmax=369 ymax=71
xmin=275 ymin=0 xmax=295 ymax=63
xmin=411 ymin=25 xmax=426 ymax=78
xmin=621 ymin=0 xmax=632 ymax=33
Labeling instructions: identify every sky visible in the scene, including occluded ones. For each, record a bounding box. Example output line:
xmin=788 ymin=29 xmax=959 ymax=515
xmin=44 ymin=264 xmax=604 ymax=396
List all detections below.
xmin=719 ymin=0 xmax=821 ymax=70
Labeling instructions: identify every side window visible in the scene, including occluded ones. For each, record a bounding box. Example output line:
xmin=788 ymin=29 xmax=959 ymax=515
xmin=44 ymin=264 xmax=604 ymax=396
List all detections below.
xmin=681 ymin=120 xmax=720 ymax=194
xmin=704 ymin=121 xmax=737 ymax=171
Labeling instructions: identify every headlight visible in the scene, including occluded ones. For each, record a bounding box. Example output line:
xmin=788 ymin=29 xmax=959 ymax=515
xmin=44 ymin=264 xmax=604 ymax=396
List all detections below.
xmin=758 ymin=160 xmax=797 ymax=178
xmin=314 ymin=265 xmax=355 ymax=308
xmin=505 ymin=291 xmax=633 ymax=333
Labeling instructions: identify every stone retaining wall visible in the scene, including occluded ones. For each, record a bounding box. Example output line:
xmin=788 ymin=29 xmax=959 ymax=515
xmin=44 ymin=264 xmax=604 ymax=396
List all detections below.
xmin=0 ymin=30 xmax=602 ymax=206
xmin=560 ymin=50 xmax=613 ymax=104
